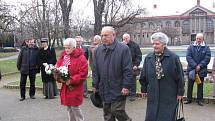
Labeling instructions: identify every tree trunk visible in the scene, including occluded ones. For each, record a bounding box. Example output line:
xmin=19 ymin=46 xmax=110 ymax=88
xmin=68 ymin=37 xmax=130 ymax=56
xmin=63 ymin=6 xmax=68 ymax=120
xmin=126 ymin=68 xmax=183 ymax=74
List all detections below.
xmin=59 ymin=0 xmax=73 ymax=38
xmin=93 ymin=0 xmax=106 ymax=35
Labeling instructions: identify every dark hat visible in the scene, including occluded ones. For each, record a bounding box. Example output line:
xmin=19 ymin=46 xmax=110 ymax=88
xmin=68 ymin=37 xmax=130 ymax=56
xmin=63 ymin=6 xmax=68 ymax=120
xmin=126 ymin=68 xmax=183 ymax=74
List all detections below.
xmin=41 ymin=38 xmax=48 ymax=43
xmin=90 ymin=92 xmax=103 ymax=108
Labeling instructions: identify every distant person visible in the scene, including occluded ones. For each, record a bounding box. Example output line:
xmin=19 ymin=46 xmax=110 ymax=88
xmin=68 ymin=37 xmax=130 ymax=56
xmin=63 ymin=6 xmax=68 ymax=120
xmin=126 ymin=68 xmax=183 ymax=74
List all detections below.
xmin=122 ymin=33 xmax=142 ymax=101
xmin=92 ymin=26 xmax=133 ymax=121
xmin=38 ymin=38 xmax=58 ymax=99
xmin=89 ymin=35 xmax=101 ymax=69
xmin=185 ymin=33 xmax=211 ymax=106
xmin=139 ymin=32 xmax=184 ymax=121
xmin=75 ymin=36 xmax=89 ymax=98
xmin=55 ymin=38 xmax=88 ymax=121
xmin=17 ymin=38 xmax=39 ymax=101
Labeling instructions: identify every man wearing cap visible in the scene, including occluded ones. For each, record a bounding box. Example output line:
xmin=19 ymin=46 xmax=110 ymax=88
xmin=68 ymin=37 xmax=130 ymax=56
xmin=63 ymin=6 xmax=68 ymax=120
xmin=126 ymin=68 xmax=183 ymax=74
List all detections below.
xmin=17 ymin=38 xmax=39 ymax=101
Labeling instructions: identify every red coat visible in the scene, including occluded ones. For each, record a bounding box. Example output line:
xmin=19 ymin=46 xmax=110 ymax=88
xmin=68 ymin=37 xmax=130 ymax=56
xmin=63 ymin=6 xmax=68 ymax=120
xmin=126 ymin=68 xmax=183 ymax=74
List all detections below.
xmin=55 ymin=48 xmax=88 ymax=106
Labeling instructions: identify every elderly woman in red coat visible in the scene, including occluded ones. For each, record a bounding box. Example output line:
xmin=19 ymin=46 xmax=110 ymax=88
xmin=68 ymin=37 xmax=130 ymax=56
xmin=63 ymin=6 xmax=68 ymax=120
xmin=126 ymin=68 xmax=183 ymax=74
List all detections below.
xmin=55 ymin=38 xmax=88 ymax=121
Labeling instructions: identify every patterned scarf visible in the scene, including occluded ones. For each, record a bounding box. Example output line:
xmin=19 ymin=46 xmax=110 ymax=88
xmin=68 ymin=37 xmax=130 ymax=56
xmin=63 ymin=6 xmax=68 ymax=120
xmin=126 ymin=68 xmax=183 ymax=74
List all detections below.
xmin=155 ymin=53 xmax=164 ymax=80
xmin=63 ymin=55 xmax=71 ymax=67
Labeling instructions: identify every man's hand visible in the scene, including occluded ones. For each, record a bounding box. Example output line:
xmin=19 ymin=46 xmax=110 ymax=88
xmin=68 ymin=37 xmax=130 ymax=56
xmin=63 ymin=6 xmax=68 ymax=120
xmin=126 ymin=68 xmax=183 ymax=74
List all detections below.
xmin=177 ymin=96 xmax=183 ymax=101
xmin=92 ymin=87 xmax=96 ymax=93
xmin=195 ymin=65 xmax=201 ymax=72
xmin=121 ymin=88 xmax=129 ymax=96
xmin=133 ymin=66 xmax=138 ymax=70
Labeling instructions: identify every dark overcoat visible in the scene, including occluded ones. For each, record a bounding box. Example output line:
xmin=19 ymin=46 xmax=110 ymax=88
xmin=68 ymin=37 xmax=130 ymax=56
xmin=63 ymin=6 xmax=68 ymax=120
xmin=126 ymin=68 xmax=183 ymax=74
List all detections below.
xmin=38 ymin=47 xmax=57 ymax=82
xmin=92 ymin=40 xmax=133 ymax=103
xmin=139 ymin=48 xmax=185 ymax=121
xmin=186 ymin=43 xmax=211 ymax=77
xmin=17 ymin=46 xmax=39 ymax=74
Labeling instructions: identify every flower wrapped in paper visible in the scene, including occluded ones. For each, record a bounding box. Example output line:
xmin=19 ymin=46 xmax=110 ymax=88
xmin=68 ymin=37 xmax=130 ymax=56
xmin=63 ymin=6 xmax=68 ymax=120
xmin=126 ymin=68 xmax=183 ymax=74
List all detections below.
xmin=43 ymin=63 xmax=73 ymax=90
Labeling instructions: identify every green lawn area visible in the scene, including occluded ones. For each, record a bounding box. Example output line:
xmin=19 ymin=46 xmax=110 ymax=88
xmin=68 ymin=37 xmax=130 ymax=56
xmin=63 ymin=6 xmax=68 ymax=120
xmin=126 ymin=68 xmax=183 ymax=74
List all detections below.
xmin=0 ymin=59 xmax=18 ymax=74
xmin=0 ymin=52 xmax=18 ymax=58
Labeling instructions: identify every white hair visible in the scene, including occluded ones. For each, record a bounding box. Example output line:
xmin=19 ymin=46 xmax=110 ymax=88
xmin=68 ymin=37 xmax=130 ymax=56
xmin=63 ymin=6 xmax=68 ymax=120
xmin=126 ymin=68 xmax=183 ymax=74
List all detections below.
xmin=122 ymin=33 xmax=130 ymax=39
xmin=151 ymin=32 xmax=169 ymax=45
xmin=94 ymin=35 xmax=101 ymax=41
xmin=63 ymin=38 xmax=76 ymax=48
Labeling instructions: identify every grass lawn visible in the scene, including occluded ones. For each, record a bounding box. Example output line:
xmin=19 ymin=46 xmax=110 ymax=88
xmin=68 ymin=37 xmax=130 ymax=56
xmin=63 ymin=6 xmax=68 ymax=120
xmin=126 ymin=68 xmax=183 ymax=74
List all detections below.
xmin=0 ymin=52 xmax=18 ymax=58
xmin=0 ymin=59 xmax=18 ymax=74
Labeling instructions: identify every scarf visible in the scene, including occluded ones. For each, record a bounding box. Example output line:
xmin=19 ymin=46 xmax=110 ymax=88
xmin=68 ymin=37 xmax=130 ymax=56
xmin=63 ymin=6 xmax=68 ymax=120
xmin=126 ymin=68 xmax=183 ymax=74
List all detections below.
xmin=63 ymin=54 xmax=71 ymax=67
xmin=155 ymin=53 xmax=164 ymax=80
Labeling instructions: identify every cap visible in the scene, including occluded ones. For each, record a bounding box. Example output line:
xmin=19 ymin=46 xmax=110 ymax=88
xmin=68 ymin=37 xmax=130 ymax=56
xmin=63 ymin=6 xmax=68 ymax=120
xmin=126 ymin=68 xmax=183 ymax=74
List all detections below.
xmin=41 ymin=38 xmax=48 ymax=43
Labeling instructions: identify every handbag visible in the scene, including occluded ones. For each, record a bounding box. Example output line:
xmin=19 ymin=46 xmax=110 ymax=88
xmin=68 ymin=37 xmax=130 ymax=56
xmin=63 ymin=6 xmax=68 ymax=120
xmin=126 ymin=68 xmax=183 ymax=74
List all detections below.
xmin=176 ymin=100 xmax=185 ymax=121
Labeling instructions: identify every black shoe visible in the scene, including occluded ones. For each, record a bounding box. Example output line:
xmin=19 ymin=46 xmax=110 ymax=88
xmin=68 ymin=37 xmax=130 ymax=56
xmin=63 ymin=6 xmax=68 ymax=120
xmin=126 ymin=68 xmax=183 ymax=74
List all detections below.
xmin=19 ymin=98 xmax=25 ymax=101
xmin=44 ymin=96 xmax=48 ymax=99
xmin=197 ymin=101 xmax=204 ymax=106
xmin=30 ymin=96 xmax=36 ymax=99
xmin=184 ymin=100 xmax=192 ymax=104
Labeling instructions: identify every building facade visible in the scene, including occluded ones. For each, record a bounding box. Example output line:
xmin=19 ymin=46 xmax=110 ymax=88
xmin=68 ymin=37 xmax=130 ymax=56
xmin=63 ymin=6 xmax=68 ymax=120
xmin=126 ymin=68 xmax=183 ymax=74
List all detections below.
xmin=120 ymin=0 xmax=215 ymax=46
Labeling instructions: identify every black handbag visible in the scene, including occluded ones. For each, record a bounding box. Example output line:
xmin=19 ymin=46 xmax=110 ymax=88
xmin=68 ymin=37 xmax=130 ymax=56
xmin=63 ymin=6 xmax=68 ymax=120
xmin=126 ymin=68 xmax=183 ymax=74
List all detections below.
xmin=176 ymin=100 xmax=185 ymax=121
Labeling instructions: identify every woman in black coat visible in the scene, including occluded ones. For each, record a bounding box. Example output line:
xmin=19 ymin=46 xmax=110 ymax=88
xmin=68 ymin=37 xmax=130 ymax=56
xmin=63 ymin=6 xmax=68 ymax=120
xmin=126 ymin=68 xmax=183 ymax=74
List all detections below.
xmin=140 ymin=32 xmax=184 ymax=121
xmin=38 ymin=38 xmax=58 ymax=99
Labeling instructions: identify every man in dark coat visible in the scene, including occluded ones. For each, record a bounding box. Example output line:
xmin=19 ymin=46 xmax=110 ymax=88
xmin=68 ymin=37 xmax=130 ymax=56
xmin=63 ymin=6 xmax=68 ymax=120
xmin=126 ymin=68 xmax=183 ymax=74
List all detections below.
xmin=122 ymin=33 xmax=142 ymax=101
xmin=185 ymin=33 xmax=211 ymax=106
xmin=75 ymin=36 xmax=89 ymax=98
xmin=140 ymin=32 xmax=184 ymax=121
xmin=92 ymin=26 xmax=133 ymax=121
xmin=17 ymin=38 xmax=39 ymax=101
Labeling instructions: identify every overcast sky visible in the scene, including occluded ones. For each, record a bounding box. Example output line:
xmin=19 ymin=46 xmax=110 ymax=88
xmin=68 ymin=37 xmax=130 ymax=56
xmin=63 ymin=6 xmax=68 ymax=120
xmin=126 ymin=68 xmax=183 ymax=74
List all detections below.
xmin=3 ymin=0 xmax=215 ymax=17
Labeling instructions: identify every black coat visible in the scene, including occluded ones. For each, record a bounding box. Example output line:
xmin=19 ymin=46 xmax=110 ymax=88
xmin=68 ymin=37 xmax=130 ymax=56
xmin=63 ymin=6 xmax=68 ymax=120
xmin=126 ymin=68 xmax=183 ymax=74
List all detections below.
xmin=92 ymin=40 xmax=133 ymax=103
xmin=126 ymin=41 xmax=142 ymax=66
xmin=81 ymin=45 xmax=89 ymax=60
xmin=17 ymin=46 xmax=39 ymax=74
xmin=38 ymin=47 xmax=57 ymax=82
xmin=139 ymin=48 xmax=184 ymax=121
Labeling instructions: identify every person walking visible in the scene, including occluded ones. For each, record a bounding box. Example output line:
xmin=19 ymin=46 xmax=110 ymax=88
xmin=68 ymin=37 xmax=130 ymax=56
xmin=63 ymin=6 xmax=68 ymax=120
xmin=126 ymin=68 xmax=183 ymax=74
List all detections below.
xmin=55 ymin=38 xmax=88 ymax=121
xmin=139 ymin=32 xmax=185 ymax=121
xmin=38 ymin=38 xmax=58 ymax=99
xmin=92 ymin=26 xmax=133 ymax=121
xmin=75 ymin=36 xmax=89 ymax=98
xmin=17 ymin=38 xmax=39 ymax=101
xmin=122 ymin=33 xmax=142 ymax=101
xmin=184 ymin=33 xmax=211 ymax=106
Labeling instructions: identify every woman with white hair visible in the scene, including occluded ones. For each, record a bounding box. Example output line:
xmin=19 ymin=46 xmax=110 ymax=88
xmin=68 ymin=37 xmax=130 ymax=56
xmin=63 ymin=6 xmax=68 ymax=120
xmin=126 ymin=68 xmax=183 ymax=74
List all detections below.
xmin=139 ymin=32 xmax=185 ymax=121
xmin=55 ymin=38 xmax=88 ymax=121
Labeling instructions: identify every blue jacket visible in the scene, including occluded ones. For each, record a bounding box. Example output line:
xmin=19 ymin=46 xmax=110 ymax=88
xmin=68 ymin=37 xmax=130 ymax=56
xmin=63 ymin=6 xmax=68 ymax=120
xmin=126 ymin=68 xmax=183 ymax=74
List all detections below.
xmin=92 ymin=40 xmax=133 ymax=103
xmin=186 ymin=42 xmax=211 ymax=77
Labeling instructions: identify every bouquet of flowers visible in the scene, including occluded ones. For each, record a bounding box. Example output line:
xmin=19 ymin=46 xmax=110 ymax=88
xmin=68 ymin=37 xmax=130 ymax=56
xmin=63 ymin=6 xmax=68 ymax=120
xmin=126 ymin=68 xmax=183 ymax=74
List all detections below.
xmin=43 ymin=63 xmax=73 ymax=90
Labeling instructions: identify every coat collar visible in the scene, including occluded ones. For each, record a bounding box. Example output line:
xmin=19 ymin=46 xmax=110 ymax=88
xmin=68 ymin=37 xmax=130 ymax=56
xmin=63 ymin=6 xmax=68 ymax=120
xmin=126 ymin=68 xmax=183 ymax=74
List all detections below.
xmin=101 ymin=40 xmax=117 ymax=51
xmin=60 ymin=48 xmax=83 ymax=59
xmin=193 ymin=41 xmax=206 ymax=46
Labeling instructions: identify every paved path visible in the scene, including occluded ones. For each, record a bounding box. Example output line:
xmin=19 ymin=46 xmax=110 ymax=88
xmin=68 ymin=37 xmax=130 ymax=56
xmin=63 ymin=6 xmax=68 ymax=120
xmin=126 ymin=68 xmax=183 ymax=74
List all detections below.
xmin=0 ymin=53 xmax=18 ymax=61
xmin=0 ymin=88 xmax=215 ymax=121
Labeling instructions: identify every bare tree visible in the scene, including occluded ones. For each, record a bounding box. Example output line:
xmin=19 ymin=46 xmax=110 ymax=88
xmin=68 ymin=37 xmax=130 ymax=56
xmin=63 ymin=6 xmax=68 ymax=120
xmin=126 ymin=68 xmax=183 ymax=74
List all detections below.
xmin=93 ymin=0 xmax=143 ymax=35
xmin=93 ymin=0 xmax=106 ymax=35
xmin=161 ymin=27 xmax=180 ymax=45
xmin=59 ymin=0 xmax=73 ymax=38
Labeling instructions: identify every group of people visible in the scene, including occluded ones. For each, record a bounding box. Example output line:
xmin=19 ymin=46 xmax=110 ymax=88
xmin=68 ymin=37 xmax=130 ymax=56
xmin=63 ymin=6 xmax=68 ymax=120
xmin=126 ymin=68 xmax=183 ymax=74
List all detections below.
xmin=16 ymin=25 xmax=213 ymax=121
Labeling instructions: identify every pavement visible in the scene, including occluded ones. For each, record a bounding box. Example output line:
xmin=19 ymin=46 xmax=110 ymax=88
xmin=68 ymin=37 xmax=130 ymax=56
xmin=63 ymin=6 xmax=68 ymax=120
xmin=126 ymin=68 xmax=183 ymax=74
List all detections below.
xmin=0 ymin=88 xmax=215 ymax=121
